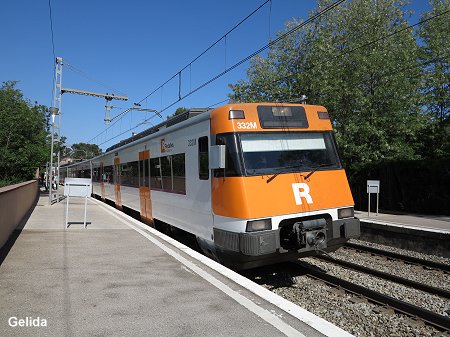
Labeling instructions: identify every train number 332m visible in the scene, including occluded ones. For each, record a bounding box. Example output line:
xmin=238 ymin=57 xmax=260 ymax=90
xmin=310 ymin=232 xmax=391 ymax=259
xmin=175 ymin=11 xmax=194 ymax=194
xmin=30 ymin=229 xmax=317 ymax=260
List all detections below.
xmin=236 ymin=121 xmax=257 ymax=129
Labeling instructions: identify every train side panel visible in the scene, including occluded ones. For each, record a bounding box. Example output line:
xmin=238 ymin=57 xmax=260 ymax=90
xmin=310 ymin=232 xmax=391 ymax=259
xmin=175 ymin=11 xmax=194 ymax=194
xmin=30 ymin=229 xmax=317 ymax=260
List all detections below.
xmin=65 ymin=103 xmax=359 ymax=270
xmin=87 ymin=117 xmax=214 ymax=242
xmin=146 ymin=119 xmax=213 ymax=240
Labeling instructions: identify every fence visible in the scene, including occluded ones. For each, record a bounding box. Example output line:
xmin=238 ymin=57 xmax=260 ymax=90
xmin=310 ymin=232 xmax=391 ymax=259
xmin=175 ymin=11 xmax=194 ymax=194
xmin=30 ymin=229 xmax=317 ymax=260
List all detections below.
xmin=0 ymin=180 xmax=39 ymax=249
xmin=350 ymin=159 xmax=450 ymax=215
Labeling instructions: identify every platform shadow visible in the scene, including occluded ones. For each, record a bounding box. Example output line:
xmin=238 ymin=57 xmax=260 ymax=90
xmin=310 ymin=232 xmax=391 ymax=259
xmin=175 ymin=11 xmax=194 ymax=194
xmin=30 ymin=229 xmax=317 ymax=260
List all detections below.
xmin=66 ymin=221 xmax=92 ymax=228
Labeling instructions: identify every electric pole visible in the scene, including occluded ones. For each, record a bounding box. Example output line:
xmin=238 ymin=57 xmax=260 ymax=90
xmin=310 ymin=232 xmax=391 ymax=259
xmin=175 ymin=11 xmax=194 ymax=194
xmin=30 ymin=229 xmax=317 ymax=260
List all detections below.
xmin=48 ymin=57 xmax=63 ymax=205
xmin=48 ymin=57 xmax=128 ymax=205
xmin=60 ymin=88 xmax=128 ymax=123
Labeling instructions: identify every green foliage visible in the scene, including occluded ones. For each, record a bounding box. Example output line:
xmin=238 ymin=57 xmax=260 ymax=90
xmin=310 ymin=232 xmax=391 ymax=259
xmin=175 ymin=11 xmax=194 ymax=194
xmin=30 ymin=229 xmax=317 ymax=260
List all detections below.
xmin=229 ymin=0 xmax=449 ymax=172
xmin=166 ymin=107 xmax=189 ymax=120
xmin=69 ymin=142 xmax=102 ymax=160
xmin=350 ymin=158 xmax=450 ymax=214
xmin=0 ymin=81 xmax=50 ymax=186
xmin=417 ymin=0 xmax=450 ymax=158
xmin=58 ymin=136 xmax=71 ymax=159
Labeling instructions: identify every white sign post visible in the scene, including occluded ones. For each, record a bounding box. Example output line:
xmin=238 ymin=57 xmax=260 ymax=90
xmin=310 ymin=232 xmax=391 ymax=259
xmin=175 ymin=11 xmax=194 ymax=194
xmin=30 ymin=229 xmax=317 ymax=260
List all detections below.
xmin=367 ymin=180 xmax=380 ymax=217
xmin=64 ymin=178 xmax=92 ymax=228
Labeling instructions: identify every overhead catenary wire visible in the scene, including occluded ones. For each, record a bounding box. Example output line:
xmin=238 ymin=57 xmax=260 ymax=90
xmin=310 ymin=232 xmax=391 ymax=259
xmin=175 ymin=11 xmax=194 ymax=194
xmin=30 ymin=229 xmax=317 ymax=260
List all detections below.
xmin=91 ymin=0 xmax=347 ymax=148
xmin=269 ymin=13 xmax=450 ymax=104
xmin=64 ymin=61 xmax=128 ymax=97
xmin=207 ymin=98 xmax=231 ymax=108
xmin=86 ymin=0 xmax=273 ymax=144
xmin=273 ymin=8 xmax=450 ymax=86
xmin=138 ymin=0 xmax=345 ymax=107
xmin=135 ymin=0 xmax=347 ymax=115
xmin=137 ymin=0 xmax=272 ymax=105
xmin=97 ymin=3 xmax=449 ymax=149
xmin=268 ymin=0 xmax=273 ymax=40
xmin=91 ymin=96 xmax=231 ymax=145
xmin=48 ymin=0 xmax=56 ymax=107
xmin=48 ymin=0 xmax=56 ymax=61
xmin=274 ymin=52 xmax=450 ymax=104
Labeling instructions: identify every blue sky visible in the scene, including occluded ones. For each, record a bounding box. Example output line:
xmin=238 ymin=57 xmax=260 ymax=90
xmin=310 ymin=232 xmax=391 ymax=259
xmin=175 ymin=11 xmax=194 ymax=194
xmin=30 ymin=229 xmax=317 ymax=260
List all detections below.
xmin=1 ymin=0 xmax=431 ymax=151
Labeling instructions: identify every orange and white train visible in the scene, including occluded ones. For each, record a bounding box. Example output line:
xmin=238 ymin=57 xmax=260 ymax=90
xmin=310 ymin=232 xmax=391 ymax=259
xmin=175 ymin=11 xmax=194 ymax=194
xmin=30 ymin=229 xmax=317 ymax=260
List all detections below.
xmin=64 ymin=103 xmax=360 ymax=269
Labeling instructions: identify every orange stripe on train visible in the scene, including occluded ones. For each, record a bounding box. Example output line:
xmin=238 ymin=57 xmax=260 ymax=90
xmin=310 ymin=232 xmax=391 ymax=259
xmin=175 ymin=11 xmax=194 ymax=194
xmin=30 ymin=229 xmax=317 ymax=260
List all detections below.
xmin=210 ymin=103 xmax=332 ymax=135
xmin=212 ymin=170 xmax=354 ymax=219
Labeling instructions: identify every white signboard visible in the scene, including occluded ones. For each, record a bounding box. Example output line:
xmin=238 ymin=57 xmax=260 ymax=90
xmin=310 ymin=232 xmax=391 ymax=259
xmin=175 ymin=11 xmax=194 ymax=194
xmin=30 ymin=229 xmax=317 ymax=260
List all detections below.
xmin=367 ymin=180 xmax=380 ymax=194
xmin=64 ymin=178 xmax=92 ymax=197
xmin=64 ymin=178 xmax=92 ymax=228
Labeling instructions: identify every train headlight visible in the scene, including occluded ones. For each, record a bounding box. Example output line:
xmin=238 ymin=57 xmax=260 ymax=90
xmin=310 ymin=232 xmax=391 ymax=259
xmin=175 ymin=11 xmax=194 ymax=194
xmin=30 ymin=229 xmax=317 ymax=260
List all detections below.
xmin=229 ymin=110 xmax=245 ymax=119
xmin=246 ymin=218 xmax=272 ymax=232
xmin=338 ymin=207 xmax=354 ymax=219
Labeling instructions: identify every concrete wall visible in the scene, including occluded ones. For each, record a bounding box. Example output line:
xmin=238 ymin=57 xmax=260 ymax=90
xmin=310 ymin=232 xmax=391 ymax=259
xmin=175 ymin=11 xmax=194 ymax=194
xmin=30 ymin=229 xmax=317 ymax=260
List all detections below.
xmin=0 ymin=180 xmax=38 ymax=249
xmin=359 ymin=221 xmax=450 ymax=258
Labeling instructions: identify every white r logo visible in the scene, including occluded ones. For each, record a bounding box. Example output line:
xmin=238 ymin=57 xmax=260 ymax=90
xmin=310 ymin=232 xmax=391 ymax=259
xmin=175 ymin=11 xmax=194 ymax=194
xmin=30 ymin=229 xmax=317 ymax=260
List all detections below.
xmin=292 ymin=183 xmax=313 ymax=205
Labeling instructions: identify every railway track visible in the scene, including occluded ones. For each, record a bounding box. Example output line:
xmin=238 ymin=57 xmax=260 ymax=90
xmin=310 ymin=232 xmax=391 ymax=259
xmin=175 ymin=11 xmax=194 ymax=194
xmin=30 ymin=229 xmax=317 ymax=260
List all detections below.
xmin=314 ymin=254 xmax=450 ymax=299
xmin=344 ymin=242 xmax=450 ymax=273
xmin=292 ymin=261 xmax=450 ymax=333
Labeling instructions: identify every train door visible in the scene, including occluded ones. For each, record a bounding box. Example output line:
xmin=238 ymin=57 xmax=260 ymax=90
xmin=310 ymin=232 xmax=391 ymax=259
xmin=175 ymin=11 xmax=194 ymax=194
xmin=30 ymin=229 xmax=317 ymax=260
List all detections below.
xmin=139 ymin=150 xmax=152 ymax=224
xmin=100 ymin=162 xmax=105 ymax=200
xmin=194 ymin=136 xmax=214 ymax=241
xmin=114 ymin=157 xmax=122 ymax=209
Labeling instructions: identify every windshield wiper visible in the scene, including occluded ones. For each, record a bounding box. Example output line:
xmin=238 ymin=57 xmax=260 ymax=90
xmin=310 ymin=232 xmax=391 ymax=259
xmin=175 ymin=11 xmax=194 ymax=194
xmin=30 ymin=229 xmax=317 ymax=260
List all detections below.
xmin=303 ymin=163 xmax=334 ymax=180
xmin=266 ymin=163 xmax=334 ymax=184
xmin=266 ymin=165 xmax=297 ymax=184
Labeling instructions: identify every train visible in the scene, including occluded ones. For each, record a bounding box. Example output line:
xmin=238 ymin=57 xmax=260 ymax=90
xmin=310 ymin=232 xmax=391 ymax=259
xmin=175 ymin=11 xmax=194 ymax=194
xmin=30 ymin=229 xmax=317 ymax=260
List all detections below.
xmin=62 ymin=103 xmax=360 ymax=269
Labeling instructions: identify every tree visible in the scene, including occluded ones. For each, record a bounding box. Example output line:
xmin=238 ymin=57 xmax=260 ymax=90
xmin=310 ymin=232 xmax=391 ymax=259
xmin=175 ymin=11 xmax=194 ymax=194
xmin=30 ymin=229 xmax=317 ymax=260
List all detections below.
xmin=228 ymin=17 xmax=317 ymax=103
xmin=58 ymin=136 xmax=70 ymax=159
xmin=416 ymin=0 xmax=450 ymax=159
xmin=0 ymin=81 xmax=50 ymax=186
xmin=69 ymin=143 xmax=102 ymax=160
xmin=166 ymin=107 xmax=189 ymax=120
xmin=229 ymin=0 xmax=424 ymax=172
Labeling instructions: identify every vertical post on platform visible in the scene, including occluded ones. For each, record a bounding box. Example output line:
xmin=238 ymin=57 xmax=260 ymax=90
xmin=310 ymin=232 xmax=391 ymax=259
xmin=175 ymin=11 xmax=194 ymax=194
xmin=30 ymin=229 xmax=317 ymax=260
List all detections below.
xmin=84 ymin=192 xmax=88 ymax=228
xmin=49 ymin=57 xmax=63 ymax=205
xmin=367 ymin=180 xmax=380 ymax=217
xmin=65 ymin=192 xmax=69 ymax=229
xmin=376 ymin=191 xmax=379 ymax=216
xmin=48 ymin=107 xmax=59 ymax=205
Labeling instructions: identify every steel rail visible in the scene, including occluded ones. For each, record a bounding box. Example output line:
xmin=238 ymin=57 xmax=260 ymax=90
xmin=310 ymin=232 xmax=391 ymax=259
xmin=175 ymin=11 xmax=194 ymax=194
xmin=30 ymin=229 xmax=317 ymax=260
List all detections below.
xmin=315 ymin=255 xmax=450 ymax=299
xmin=293 ymin=262 xmax=450 ymax=332
xmin=345 ymin=242 xmax=450 ymax=273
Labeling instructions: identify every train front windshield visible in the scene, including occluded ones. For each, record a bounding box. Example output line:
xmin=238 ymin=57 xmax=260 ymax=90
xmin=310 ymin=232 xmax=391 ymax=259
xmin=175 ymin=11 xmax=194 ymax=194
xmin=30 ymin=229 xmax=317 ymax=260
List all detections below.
xmin=240 ymin=132 xmax=341 ymax=176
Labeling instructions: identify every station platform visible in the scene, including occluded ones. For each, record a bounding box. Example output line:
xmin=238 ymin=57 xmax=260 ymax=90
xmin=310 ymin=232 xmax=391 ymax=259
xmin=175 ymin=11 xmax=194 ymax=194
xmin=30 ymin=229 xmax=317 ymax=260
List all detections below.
xmin=355 ymin=210 xmax=450 ymax=257
xmin=0 ymin=192 xmax=351 ymax=337
xmin=355 ymin=210 xmax=450 ymax=233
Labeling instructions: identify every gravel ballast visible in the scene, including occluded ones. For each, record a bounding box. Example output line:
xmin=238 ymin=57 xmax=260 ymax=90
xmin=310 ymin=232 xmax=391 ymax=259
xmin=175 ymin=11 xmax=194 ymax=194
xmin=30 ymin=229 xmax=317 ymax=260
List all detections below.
xmin=243 ymin=239 xmax=450 ymax=337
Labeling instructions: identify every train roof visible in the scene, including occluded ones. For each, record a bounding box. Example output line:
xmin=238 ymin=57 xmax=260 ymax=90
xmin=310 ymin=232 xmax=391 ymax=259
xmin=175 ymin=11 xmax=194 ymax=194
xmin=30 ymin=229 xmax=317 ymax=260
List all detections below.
xmin=105 ymin=108 xmax=211 ymax=153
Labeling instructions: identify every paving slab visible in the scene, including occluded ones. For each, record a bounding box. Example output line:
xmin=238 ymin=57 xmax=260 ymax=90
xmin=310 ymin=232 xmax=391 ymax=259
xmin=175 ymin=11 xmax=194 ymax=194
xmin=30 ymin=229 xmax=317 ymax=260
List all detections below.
xmin=355 ymin=210 xmax=450 ymax=233
xmin=0 ymin=193 xmax=351 ymax=337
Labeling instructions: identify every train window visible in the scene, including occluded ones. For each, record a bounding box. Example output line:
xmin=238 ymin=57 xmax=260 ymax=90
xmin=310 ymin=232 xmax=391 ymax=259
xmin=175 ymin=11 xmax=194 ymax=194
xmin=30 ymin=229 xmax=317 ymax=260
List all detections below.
xmin=172 ymin=153 xmax=186 ymax=194
xmin=92 ymin=162 xmax=102 ymax=183
xmin=150 ymin=157 xmax=162 ymax=189
xmin=240 ymin=132 xmax=341 ymax=176
xmin=114 ymin=164 xmax=121 ymax=184
xmin=104 ymin=165 xmax=113 ymax=184
xmin=198 ymin=136 xmax=209 ymax=180
xmin=257 ymin=105 xmax=308 ymax=129
xmin=139 ymin=159 xmax=149 ymax=187
xmin=161 ymin=156 xmax=172 ymax=191
xmin=214 ymin=134 xmax=243 ymax=177
xmin=121 ymin=161 xmax=139 ymax=187
xmin=83 ymin=168 xmax=91 ymax=178
xmin=92 ymin=168 xmax=99 ymax=182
